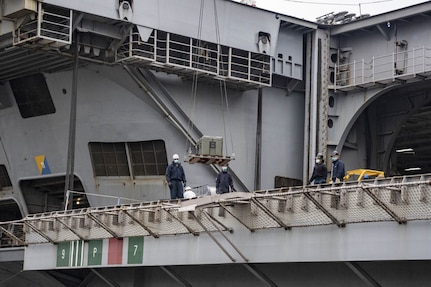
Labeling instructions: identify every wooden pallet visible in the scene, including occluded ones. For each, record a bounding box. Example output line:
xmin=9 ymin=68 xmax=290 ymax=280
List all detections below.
xmin=185 ymin=154 xmax=234 ymax=165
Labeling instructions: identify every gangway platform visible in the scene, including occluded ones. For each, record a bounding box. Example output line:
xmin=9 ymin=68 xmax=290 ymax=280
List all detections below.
xmin=2 ymin=173 xmax=431 ymax=249
xmin=185 ymin=154 xmax=233 ymax=165
xmin=332 ymin=46 xmax=431 ymax=92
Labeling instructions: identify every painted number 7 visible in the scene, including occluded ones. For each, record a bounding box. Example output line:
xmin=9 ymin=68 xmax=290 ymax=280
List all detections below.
xmin=133 ymin=244 xmax=138 ymax=256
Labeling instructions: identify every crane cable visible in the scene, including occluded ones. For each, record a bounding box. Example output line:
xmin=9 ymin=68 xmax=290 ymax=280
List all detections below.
xmin=186 ymin=0 xmax=236 ymax=158
xmin=213 ymin=0 xmax=235 ymax=158
xmin=186 ymin=0 xmax=205 ymax=155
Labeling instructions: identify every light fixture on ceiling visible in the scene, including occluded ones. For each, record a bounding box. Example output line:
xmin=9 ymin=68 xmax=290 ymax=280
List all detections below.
xmin=404 ymin=167 xmax=421 ymax=172
xmin=396 ymin=148 xmax=414 ymax=153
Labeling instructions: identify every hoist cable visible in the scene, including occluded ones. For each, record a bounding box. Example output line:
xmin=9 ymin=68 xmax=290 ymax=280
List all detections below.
xmin=224 ymin=80 xmax=235 ymax=157
xmin=186 ymin=0 xmax=205 ymax=154
xmin=213 ymin=0 xmax=235 ymax=157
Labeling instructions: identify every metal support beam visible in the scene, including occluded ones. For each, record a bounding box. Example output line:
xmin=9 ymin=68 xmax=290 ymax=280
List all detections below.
xmin=243 ymin=263 xmax=278 ymax=287
xmin=44 ymin=270 xmax=81 ymax=285
xmin=54 ymin=218 xmax=85 ymax=241
xmin=202 ymin=209 xmax=233 ymax=233
xmin=77 ymin=271 xmax=96 ymax=287
xmin=23 ymin=221 xmax=55 ymax=244
xmin=122 ymin=210 xmax=159 ymax=238
xmin=251 ymin=198 xmax=291 ymax=230
xmin=87 ymin=214 xmax=120 ymax=239
xmin=125 ymin=66 xmax=196 ymax=146
xmin=164 ymin=209 xmax=199 ymax=236
xmin=64 ymin=31 xmax=80 ymax=210
xmin=90 ymin=268 xmax=121 ymax=287
xmin=219 ymin=203 xmax=254 ymax=232
xmin=361 ymin=185 xmax=406 ymax=224
xmin=376 ymin=24 xmax=391 ymax=41
xmin=202 ymin=210 xmax=248 ymax=262
xmin=304 ymin=192 xmax=345 ymax=227
xmin=72 ymin=12 xmax=85 ymax=31
xmin=254 ymin=87 xmax=262 ymax=190
xmin=190 ymin=211 xmax=237 ymax=263
xmin=345 ymin=262 xmax=381 ymax=287
xmin=77 ymin=18 xmax=124 ymax=40
xmin=0 ymin=266 xmax=25 ymax=285
xmin=160 ymin=266 xmax=192 ymax=287
xmin=0 ymin=225 xmax=26 ymax=246
xmin=138 ymin=68 xmax=248 ymax=192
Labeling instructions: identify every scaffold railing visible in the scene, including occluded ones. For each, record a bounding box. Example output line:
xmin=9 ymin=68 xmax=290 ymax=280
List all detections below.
xmin=333 ymin=46 xmax=431 ymax=91
xmin=2 ymin=173 xmax=431 ymax=248
xmin=14 ymin=2 xmax=72 ymax=48
xmin=116 ymin=28 xmax=271 ymax=87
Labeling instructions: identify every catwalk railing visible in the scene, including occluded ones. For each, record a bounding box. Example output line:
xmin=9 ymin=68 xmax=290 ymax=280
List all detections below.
xmin=2 ymin=173 xmax=431 ymax=248
xmin=116 ymin=28 xmax=271 ymax=87
xmin=14 ymin=2 xmax=72 ymax=48
xmin=333 ymin=46 xmax=431 ymax=91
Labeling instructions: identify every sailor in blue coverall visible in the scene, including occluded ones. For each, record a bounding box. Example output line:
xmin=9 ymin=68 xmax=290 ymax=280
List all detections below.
xmin=165 ymin=154 xmax=187 ymax=199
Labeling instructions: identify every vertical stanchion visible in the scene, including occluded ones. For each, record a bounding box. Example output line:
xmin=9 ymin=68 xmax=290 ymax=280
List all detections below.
xmin=64 ymin=32 xmax=79 ymax=210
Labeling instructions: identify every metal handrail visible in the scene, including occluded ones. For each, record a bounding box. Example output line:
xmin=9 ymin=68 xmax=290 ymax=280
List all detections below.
xmin=334 ymin=46 xmax=431 ymax=89
xmin=116 ymin=29 xmax=271 ymax=86
xmin=2 ymin=173 xmax=431 ymax=248
xmin=14 ymin=2 xmax=72 ymax=46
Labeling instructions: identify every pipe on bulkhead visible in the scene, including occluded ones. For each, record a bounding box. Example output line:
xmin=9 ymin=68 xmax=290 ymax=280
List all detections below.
xmin=64 ymin=32 xmax=80 ymax=210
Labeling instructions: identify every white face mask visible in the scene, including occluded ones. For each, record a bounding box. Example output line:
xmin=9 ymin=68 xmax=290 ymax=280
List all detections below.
xmin=174 ymin=159 xmax=179 ymax=163
xmin=315 ymin=159 xmax=321 ymax=164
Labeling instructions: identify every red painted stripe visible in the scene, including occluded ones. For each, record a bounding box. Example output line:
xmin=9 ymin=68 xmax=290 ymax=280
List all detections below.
xmin=108 ymin=238 xmax=123 ymax=265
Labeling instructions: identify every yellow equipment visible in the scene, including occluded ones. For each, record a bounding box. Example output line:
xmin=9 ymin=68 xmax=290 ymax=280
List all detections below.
xmin=344 ymin=169 xmax=385 ymax=181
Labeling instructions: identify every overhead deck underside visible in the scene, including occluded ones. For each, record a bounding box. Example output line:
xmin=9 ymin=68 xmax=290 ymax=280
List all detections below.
xmin=2 ymin=258 xmax=431 ymax=286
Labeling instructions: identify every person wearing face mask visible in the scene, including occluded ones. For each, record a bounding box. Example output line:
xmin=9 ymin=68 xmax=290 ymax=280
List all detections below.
xmin=308 ymin=153 xmax=328 ymax=185
xmin=165 ymin=154 xmax=187 ymax=199
xmin=216 ymin=165 xmax=235 ymax=194
xmin=330 ymin=150 xmax=346 ymax=183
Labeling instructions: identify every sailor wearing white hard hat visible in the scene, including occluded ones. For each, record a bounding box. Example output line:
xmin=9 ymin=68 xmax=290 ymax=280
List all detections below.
xmin=183 ymin=186 xmax=196 ymax=199
xmin=165 ymin=153 xmax=187 ymax=199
